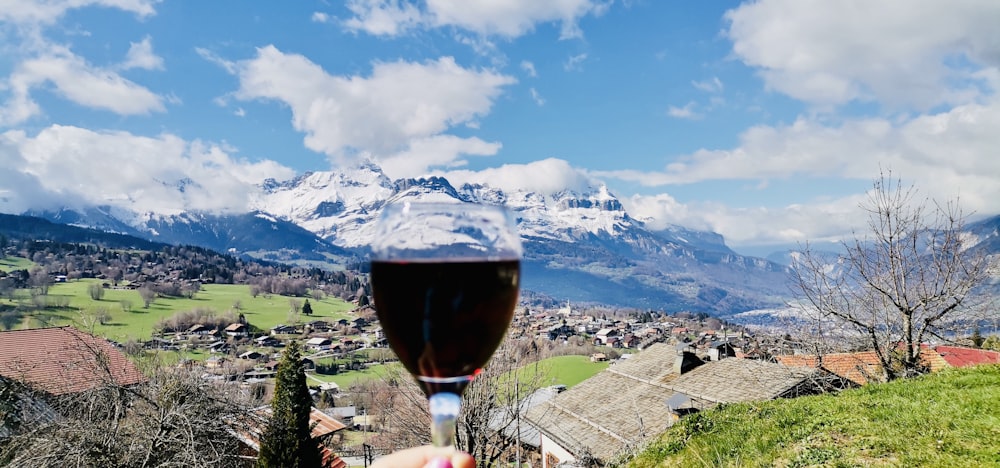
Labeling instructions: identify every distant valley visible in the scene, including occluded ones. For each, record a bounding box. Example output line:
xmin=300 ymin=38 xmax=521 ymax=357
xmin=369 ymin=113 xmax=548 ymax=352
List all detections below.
xmin=15 ymin=162 xmax=1000 ymax=317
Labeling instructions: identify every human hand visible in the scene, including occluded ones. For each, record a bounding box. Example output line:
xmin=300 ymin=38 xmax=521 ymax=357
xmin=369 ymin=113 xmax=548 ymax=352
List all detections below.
xmin=370 ymin=445 xmax=475 ymax=468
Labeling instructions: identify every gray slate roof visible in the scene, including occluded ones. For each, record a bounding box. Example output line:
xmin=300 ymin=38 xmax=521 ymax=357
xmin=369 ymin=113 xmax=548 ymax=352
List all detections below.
xmin=667 ymin=357 xmax=825 ymax=404
xmin=524 ymin=343 xmax=680 ymax=462
xmin=525 ymin=343 xmax=831 ymax=463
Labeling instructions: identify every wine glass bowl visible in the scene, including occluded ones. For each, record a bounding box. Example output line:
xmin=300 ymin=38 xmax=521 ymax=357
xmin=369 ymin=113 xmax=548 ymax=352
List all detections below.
xmin=370 ymin=201 xmax=522 ymax=448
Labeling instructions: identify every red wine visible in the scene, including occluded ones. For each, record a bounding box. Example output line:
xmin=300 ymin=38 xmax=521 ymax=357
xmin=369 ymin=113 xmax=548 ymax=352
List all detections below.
xmin=371 ymin=259 xmax=519 ymax=396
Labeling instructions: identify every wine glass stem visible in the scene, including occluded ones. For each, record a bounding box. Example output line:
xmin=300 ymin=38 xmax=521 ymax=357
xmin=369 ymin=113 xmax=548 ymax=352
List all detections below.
xmin=429 ymin=392 xmax=461 ymax=448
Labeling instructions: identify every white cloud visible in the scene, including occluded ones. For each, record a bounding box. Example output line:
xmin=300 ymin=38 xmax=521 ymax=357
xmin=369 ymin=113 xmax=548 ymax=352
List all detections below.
xmin=342 ymin=0 xmax=424 ymax=36
xmin=1 ymin=44 xmax=165 ymax=124
xmin=725 ymin=0 xmax=1000 ymax=110
xmin=379 ymin=135 xmax=501 ymax=179
xmin=623 ymin=192 xmax=863 ymax=248
xmin=234 ymin=46 xmax=516 ymax=171
xmin=692 ymin=76 xmax=723 ymax=93
xmin=341 ymin=0 xmax=609 ymax=39
xmin=120 ymin=36 xmax=163 ymax=70
xmin=520 ymin=60 xmax=537 ymax=77
xmin=667 ymin=102 xmax=700 ymax=120
xmin=603 ymin=100 xmax=1000 ymax=247
xmin=564 ymin=53 xmax=587 ymax=72
xmin=442 ymin=158 xmax=596 ymax=195
xmin=0 ymin=0 xmax=157 ymax=25
xmin=529 ymin=87 xmax=545 ymax=106
xmin=311 ymin=12 xmax=331 ymax=23
xmin=0 ymin=125 xmax=294 ymax=215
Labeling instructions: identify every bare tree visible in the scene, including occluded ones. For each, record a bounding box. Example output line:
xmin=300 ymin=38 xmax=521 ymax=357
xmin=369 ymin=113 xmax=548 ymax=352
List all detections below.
xmin=793 ymin=172 xmax=995 ymax=380
xmin=0 ymin=353 xmax=255 ymax=467
xmin=138 ymin=287 xmax=156 ymax=309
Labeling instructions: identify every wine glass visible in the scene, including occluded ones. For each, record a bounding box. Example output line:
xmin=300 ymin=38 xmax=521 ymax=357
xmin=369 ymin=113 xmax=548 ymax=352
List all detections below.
xmin=370 ymin=201 xmax=522 ymax=449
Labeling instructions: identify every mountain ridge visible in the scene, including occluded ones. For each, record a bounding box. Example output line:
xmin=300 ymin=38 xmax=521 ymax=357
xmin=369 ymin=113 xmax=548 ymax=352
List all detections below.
xmin=27 ymin=163 xmax=999 ymax=315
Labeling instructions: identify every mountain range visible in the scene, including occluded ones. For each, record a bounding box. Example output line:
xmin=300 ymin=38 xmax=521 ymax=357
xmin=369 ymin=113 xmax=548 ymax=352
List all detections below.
xmin=17 ymin=162 xmax=1000 ymax=316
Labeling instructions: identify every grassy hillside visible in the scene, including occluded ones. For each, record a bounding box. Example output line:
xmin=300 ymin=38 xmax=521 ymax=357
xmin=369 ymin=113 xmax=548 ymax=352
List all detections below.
xmin=627 ymin=364 xmax=1000 ymax=468
xmin=11 ymin=279 xmax=354 ymax=341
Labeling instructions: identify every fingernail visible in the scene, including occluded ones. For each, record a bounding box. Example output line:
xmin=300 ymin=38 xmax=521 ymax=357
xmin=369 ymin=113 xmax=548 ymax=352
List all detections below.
xmin=425 ymin=456 xmax=453 ymax=468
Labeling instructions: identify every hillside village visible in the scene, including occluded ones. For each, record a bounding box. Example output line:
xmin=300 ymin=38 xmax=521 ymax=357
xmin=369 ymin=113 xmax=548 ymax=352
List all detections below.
xmin=2 ymin=230 xmax=999 ymax=466
xmin=3 ymin=282 xmax=997 ymax=467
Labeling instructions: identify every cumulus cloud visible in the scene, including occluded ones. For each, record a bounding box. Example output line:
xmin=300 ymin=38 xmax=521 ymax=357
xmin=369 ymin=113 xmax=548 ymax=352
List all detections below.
xmin=441 ymin=158 xmax=596 ymax=195
xmin=120 ymin=36 xmax=164 ymax=70
xmin=603 ymin=100 xmax=1000 ymax=248
xmin=341 ymin=0 xmax=609 ymax=39
xmin=234 ymin=46 xmax=515 ymax=173
xmin=342 ymin=0 xmax=423 ymax=36
xmin=379 ymin=135 xmax=501 ymax=179
xmin=1 ymin=44 xmax=165 ymax=124
xmin=0 ymin=125 xmax=295 ymax=215
xmin=623 ymin=192 xmax=864 ymax=248
xmin=725 ymin=0 xmax=1000 ymax=110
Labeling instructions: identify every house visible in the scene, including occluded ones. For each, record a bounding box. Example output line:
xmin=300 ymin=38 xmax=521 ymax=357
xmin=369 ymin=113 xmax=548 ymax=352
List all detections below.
xmin=254 ymin=335 xmax=280 ymax=347
xmin=929 ymin=345 xmax=1000 ymax=367
xmin=306 ymin=337 xmax=333 ymax=351
xmin=207 ymin=341 xmax=229 ymax=353
xmin=187 ymin=324 xmax=215 ymax=336
xmin=0 ymin=327 xmax=145 ymax=397
xmin=306 ymin=320 xmax=333 ymax=332
xmin=224 ymin=323 xmax=249 ymax=338
xmin=234 ymin=406 xmax=348 ymax=468
xmin=593 ymin=328 xmax=619 ymax=346
xmin=662 ymin=357 xmax=850 ymax=415
xmin=270 ymin=324 xmax=298 ymax=335
xmin=525 ymin=343 xmax=683 ymax=466
xmin=239 ymin=351 xmax=264 ymax=361
xmin=776 ymin=351 xmax=885 ymax=386
xmin=526 ymin=343 xmax=848 ymax=467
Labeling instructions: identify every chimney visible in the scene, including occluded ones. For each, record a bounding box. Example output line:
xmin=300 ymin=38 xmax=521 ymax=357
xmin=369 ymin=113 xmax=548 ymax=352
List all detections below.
xmin=674 ymin=351 xmax=705 ymax=375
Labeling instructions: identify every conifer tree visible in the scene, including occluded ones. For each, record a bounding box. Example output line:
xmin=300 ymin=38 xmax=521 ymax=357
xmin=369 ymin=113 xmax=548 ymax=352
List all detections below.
xmin=257 ymin=340 xmax=321 ymax=467
xmin=302 ymin=299 xmax=313 ymax=316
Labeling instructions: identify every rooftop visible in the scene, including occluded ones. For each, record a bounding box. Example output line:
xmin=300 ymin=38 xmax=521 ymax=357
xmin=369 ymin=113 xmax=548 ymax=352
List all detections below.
xmin=0 ymin=326 xmax=145 ymax=395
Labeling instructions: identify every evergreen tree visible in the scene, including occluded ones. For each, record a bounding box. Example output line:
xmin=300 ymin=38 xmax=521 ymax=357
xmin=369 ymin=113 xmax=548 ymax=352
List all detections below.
xmin=302 ymin=299 xmax=313 ymax=316
xmin=257 ymin=341 xmax=321 ymax=467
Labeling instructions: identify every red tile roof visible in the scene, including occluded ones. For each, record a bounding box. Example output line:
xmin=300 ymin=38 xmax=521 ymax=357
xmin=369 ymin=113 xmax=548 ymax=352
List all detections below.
xmin=0 ymin=327 xmax=145 ymax=395
xmin=776 ymin=351 xmax=884 ymax=385
xmin=932 ymin=345 xmax=1000 ymax=367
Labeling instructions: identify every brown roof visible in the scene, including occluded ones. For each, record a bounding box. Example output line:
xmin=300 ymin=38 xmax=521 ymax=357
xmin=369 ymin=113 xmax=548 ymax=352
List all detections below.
xmin=238 ymin=406 xmax=348 ymax=468
xmin=776 ymin=351 xmax=885 ymax=385
xmin=0 ymin=327 xmax=145 ymax=395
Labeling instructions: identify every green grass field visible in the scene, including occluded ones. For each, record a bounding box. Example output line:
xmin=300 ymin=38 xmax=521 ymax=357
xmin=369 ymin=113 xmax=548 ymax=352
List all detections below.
xmin=627 ymin=364 xmax=1000 ymax=468
xmin=11 ymin=278 xmax=355 ymax=342
xmin=303 ymin=353 xmax=609 ymax=393
xmin=306 ymin=363 xmax=401 ymax=388
xmin=0 ymin=255 xmax=33 ymax=272
xmin=530 ymin=354 xmax=610 ymax=389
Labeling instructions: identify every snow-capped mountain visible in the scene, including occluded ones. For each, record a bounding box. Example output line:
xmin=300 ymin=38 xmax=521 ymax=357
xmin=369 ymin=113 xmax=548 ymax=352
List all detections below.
xmin=244 ymin=163 xmax=791 ymax=313
xmin=27 ymin=162 xmax=794 ymax=314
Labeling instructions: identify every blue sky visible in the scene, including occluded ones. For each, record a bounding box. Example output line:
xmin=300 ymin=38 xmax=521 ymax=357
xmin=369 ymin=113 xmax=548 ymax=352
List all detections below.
xmin=1 ymin=1 xmax=999 ymax=255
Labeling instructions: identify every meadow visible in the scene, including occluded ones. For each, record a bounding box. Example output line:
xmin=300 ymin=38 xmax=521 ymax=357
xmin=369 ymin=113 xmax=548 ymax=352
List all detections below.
xmin=627 ymin=364 xmax=1000 ymax=468
xmin=9 ymin=277 xmax=355 ymax=342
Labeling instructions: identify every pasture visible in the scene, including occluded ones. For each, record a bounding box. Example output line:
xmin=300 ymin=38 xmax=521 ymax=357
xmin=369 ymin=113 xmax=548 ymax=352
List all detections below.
xmin=10 ymin=278 xmax=355 ymax=342
xmin=0 ymin=255 xmax=33 ymax=272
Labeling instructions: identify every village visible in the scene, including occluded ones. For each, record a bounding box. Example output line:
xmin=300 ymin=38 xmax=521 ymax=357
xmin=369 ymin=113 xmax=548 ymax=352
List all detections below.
xmin=98 ymin=300 xmax=999 ymax=467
